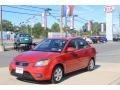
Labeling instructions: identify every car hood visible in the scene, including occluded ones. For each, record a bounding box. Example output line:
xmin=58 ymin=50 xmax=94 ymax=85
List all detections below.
xmin=15 ymin=51 xmax=60 ymax=63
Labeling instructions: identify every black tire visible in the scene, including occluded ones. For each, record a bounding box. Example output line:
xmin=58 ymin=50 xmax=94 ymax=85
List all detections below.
xmin=51 ymin=66 xmax=64 ymax=84
xmin=14 ymin=43 xmax=17 ymax=49
xmin=87 ymin=59 xmax=95 ymax=71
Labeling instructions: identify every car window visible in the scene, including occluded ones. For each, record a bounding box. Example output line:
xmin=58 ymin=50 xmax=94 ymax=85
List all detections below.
xmin=33 ymin=39 xmax=67 ymax=52
xmin=77 ymin=39 xmax=89 ymax=49
xmin=20 ymin=34 xmax=31 ymax=37
xmin=67 ymin=39 xmax=79 ymax=49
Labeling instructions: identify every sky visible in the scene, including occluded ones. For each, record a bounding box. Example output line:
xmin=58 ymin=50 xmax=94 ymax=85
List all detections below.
xmin=2 ymin=5 xmax=120 ymax=32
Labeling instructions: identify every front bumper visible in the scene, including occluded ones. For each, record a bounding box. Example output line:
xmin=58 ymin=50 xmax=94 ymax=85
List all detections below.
xmin=9 ymin=63 xmax=52 ymax=81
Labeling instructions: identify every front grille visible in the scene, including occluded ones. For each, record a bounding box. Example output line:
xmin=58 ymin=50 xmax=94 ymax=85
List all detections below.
xmin=16 ymin=61 xmax=29 ymax=67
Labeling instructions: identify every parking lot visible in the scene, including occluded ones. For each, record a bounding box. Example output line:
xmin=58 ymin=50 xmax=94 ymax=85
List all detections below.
xmin=0 ymin=42 xmax=120 ymax=85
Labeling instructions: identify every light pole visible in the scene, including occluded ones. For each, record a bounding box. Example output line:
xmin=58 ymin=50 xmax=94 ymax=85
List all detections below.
xmin=0 ymin=5 xmax=4 ymax=51
xmin=44 ymin=8 xmax=51 ymax=31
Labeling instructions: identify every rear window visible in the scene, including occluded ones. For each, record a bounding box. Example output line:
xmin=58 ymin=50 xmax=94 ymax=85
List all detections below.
xmin=20 ymin=34 xmax=31 ymax=37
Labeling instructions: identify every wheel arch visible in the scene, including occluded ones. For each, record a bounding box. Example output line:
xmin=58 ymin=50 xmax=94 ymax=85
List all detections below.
xmin=91 ymin=57 xmax=96 ymax=65
xmin=50 ymin=63 xmax=65 ymax=83
xmin=52 ymin=63 xmax=65 ymax=74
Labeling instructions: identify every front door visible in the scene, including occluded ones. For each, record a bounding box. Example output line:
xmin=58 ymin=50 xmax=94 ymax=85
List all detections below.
xmin=63 ymin=39 xmax=82 ymax=73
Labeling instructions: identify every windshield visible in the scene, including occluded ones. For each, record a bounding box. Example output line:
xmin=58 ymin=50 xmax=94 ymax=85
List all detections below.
xmin=33 ymin=39 xmax=67 ymax=52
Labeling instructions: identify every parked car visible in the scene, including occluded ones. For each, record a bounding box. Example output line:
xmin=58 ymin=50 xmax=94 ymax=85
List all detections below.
xmin=113 ymin=36 xmax=119 ymax=41
xmin=9 ymin=37 xmax=96 ymax=83
xmin=98 ymin=36 xmax=107 ymax=43
xmin=14 ymin=33 xmax=32 ymax=45
xmin=90 ymin=37 xmax=98 ymax=44
xmin=85 ymin=37 xmax=93 ymax=44
xmin=113 ymin=35 xmax=120 ymax=42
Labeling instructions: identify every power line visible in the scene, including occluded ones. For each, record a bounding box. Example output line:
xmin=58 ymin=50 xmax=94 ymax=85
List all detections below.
xmin=77 ymin=16 xmax=89 ymax=21
xmin=22 ymin=5 xmax=59 ymax=12
xmin=22 ymin=5 xmax=45 ymax=10
xmin=3 ymin=9 xmax=59 ymax=25
xmin=74 ymin=19 xmax=85 ymax=23
xmin=4 ymin=5 xmax=88 ymax=23
xmin=3 ymin=5 xmax=60 ymax=19
xmin=4 ymin=5 xmax=43 ymax=13
xmin=4 ymin=5 xmax=59 ymax=16
xmin=49 ymin=13 xmax=60 ymax=22
xmin=2 ymin=10 xmax=41 ymax=16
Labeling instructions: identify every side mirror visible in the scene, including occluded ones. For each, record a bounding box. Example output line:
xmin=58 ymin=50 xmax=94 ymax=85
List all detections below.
xmin=66 ymin=47 xmax=76 ymax=52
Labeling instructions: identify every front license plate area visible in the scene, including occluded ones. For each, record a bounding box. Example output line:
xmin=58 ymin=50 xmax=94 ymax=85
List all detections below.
xmin=15 ymin=67 xmax=24 ymax=74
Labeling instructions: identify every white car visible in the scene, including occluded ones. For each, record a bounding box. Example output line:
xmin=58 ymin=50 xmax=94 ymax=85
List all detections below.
xmin=86 ymin=38 xmax=93 ymax=44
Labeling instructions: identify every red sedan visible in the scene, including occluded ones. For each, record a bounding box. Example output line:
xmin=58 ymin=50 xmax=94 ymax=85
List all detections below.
xmin=9 ymin=37 xmax=96 ymax=83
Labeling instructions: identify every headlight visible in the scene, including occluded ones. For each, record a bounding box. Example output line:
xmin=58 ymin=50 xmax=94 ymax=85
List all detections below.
xmin=34 ymin=59 xmax=50 ymax=67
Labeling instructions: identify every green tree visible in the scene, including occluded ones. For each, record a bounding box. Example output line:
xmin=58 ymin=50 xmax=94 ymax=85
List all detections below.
xmin=2 ymin=20 xmax=13 ymax=31
xmin=13 ymin=25 xmax=20 ymax=33
xmin=27 ymin=25 xmax=32 ymax=35
xmin=51 ymin=23 xmax=60 ymax=32
xmin=92 ymin=22 xmax=101 ymax=36
xmin=32 ymin=22 xmax=44 ymax=38
xmin=19 ymin=24 xmax=29 ymax=33
xmin=82 ymin=23 xmax=88 ymax=32
xmin=82 ymin=22 xmax=101 ymax=36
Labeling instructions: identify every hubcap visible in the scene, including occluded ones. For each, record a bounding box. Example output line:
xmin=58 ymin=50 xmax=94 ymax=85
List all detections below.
xmin=89 ymin=60 xmax=94 ymax=70
xmin=54 ymin=67 xmax=63 ymax=81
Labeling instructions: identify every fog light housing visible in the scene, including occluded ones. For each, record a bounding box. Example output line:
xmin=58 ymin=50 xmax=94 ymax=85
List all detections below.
xmin=36 ymin=74 xmax=42 ymax=78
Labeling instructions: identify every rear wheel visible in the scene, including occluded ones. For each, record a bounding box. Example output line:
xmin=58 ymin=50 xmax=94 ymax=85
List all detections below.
xmin=51 ymin=66 xmax=63 ymax=84
xmin=87 ymin=59 xmax=95 ymax=71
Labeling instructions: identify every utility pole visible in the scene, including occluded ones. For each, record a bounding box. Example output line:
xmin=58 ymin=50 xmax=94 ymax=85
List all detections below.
xmin=44 ymin=9 xmax=47 ymax=31
xmin=60 ymin=5 xmax=63 ymax=37
xmin=0 ymin=5 xmax=4 ymax=51
xmin=65 ymin=16 xmax=67 ymax=37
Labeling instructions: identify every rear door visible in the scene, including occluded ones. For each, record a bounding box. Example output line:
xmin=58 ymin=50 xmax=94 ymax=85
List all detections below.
xmin=75 ymin=39 xmax=91 ymax=68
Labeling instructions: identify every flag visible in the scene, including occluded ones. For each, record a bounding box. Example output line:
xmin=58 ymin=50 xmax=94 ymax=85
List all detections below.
xmin=70 ymin=16 xmax=74 ymax=30
xmin=42 ymin=12 xmax=47 ymax=29
xmin=62 ymin=5 xmax=67 ymax=17
xmin=87 ymin=21 xmax=92 ymax=31
xmin=66 ymin=5 xmax=74 ymax=16
xmin=62 ymin=5 xmax=74 ymax=17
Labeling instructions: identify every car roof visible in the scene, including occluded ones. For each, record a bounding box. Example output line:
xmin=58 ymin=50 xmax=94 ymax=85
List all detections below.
xmin=47 ymin=37 xmax=82 ymax=41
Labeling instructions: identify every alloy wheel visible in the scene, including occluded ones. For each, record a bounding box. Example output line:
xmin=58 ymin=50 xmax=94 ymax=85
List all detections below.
xmin=51 ymin=66 xmax=63 ymax=83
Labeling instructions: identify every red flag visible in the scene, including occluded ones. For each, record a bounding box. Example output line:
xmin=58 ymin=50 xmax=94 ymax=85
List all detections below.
xmin=66 ymin=5 xmax=74 ymax=16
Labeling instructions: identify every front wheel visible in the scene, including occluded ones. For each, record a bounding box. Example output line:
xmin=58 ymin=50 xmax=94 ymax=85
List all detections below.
xmin=87 ymin=59 xmax=95 ymax=71
xmin=51 ymin=66 xmax=63 ymax=84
